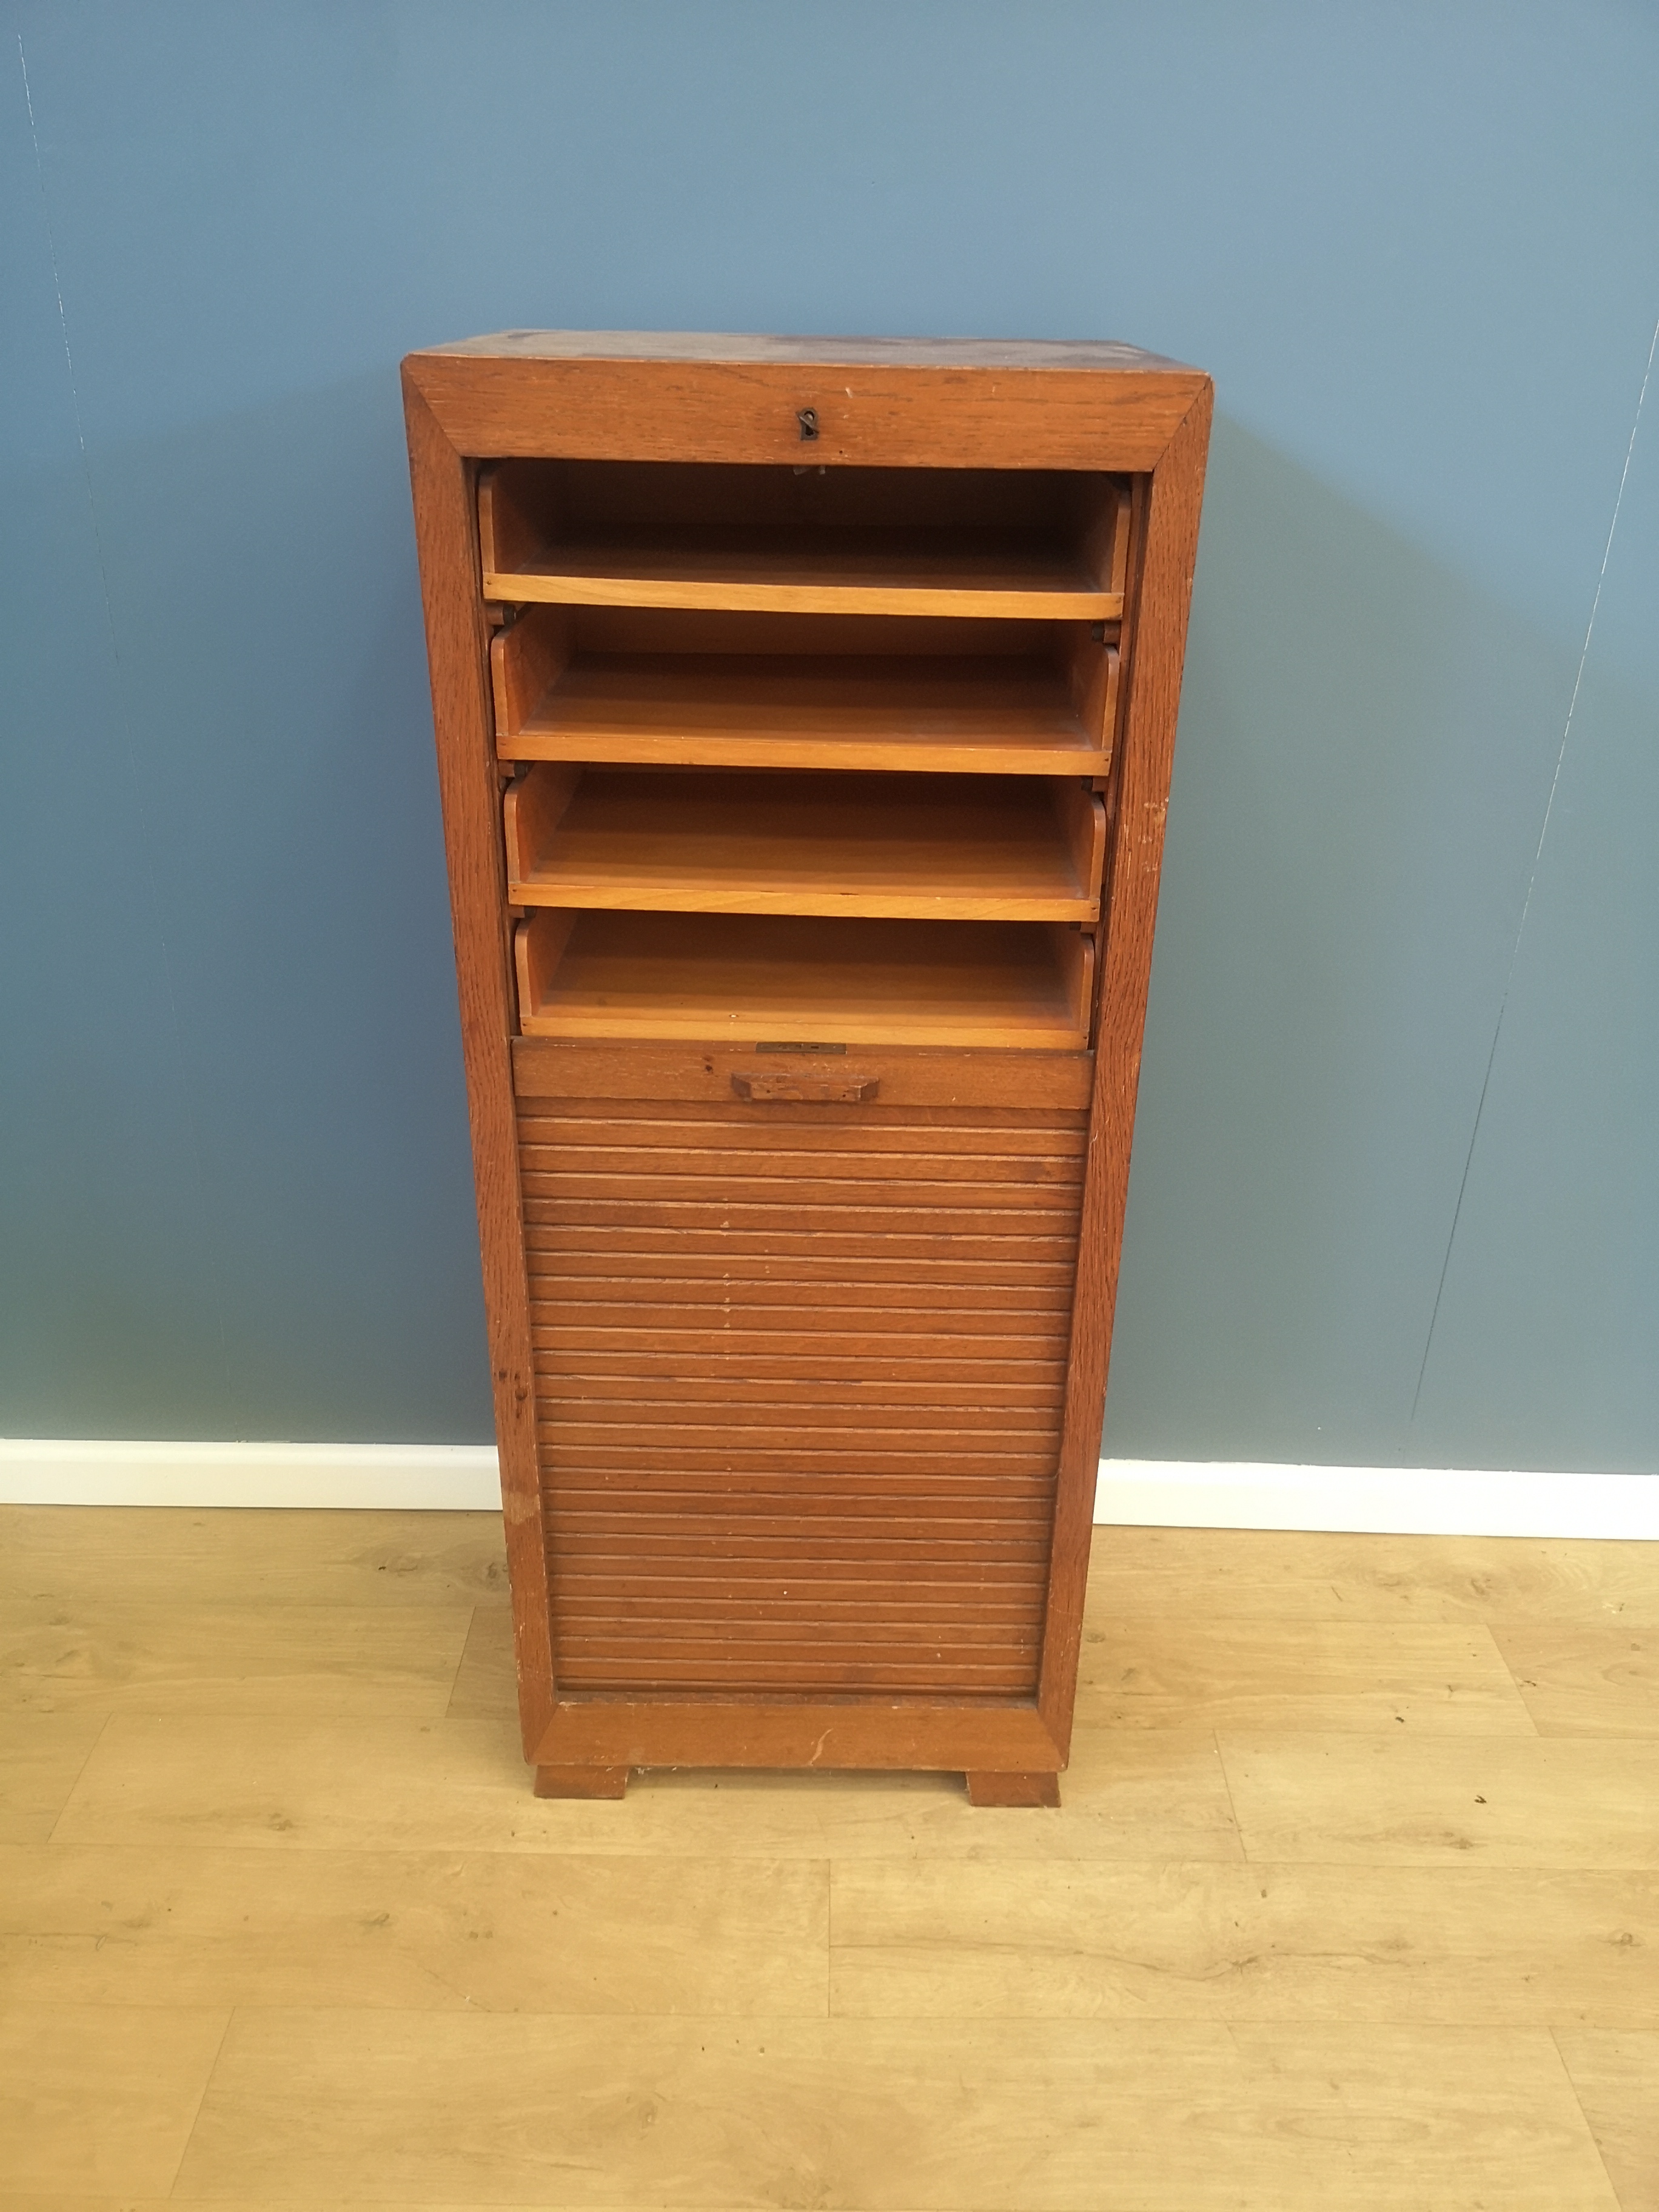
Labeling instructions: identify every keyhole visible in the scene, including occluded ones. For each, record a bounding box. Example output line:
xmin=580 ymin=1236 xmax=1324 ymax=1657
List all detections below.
xmin=797 ymin=407 xmax=819 ymax=441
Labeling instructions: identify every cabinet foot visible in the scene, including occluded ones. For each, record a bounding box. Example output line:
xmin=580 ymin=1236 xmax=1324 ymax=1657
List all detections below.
xmin=965 ymin=1769 xmax=1061 ymax=1808
xmin=535 ymin=1764 xmax=629 ymax=1800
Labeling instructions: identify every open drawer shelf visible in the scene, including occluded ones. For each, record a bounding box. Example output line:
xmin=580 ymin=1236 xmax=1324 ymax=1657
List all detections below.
xmin=480 ymin=460 xmax=1130 ymax=620
xmin=504 ymin=767 xmax=1107 ymax=922
xmin=492 ymin=610 xmax=1119 ymax=777
xmin=484 ymin=526 xmax=1116 ymax=619
xmin=513 ymin=910 xmax=1095 ymax=1049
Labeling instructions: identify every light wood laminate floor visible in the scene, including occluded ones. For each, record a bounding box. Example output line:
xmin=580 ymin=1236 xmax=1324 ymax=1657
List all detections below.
xmin=1 ymin=1506 xmax=1655 ymax=2209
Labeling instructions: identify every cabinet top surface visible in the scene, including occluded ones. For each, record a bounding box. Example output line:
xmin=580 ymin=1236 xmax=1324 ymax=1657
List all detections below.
xmin=409 ymin=329 xmax=1200 ymax=375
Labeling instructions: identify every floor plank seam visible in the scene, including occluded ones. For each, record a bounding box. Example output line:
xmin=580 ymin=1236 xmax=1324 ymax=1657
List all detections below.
xmin=1209 ymin=1727 xmax=1251 ymax=1862
xmin=443 ymin=1598 xmax=484 ymax=1720
xmin=39 ymin=1708 xmax=114 ymax=1845
xmin=1547 ymin=2022 xmax=1629 ymax=2212
xmin=162 ymin=2001 xmax=236 ymax=2200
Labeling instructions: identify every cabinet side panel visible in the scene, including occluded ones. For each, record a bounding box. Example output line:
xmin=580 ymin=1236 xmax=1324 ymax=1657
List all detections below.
xmin=1039 ymin=389 xmax=1214 ymax=1754
xmin=402 ymin=372 xmax=555 ymax=1754
xmin=520 ymin=1096 xmax=1085 ymax=1698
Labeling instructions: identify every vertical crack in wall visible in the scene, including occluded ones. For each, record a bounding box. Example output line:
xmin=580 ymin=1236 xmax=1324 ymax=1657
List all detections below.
xmin=1410 ymin=306 xmax=1659 ymax=1421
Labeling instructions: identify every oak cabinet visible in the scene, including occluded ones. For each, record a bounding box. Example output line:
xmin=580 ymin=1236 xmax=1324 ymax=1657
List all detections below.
xmin=402 ymin=332 xmax=1210 ymax=1804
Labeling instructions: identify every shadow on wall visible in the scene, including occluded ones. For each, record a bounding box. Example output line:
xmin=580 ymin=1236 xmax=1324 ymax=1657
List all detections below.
xmin=1103 ymin=411 xmax=1649 ymax=1472
xmin=0 ymin=370 xmax=492 ymax=1441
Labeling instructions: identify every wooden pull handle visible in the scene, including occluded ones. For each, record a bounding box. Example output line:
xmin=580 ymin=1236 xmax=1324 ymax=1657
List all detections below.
xmin=731 ymin=1070 xmax=880 ymax=1104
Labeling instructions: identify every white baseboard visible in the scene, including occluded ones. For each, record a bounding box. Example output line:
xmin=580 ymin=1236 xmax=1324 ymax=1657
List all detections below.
xmin=2 ymin=1439 xmax=1655 ymax=1539
xmin=1094 ymin=1458 xmax=1659 ymax=1540
xmin=0 ymin=1438 xmax=501 ymax=1510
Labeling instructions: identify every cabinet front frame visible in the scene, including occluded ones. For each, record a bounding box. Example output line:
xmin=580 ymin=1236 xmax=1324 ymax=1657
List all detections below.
xmin=402 ymin=340 xmax=1212 ymax=1778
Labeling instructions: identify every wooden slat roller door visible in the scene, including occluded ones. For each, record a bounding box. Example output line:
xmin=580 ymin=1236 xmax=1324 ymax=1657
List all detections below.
xmin=521 ymin=1097 xmax=1086 ymax=1695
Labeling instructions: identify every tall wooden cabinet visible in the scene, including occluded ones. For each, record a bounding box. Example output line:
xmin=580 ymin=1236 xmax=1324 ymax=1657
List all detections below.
xmin=401 ymin=333 xmax=1210 ymax=1804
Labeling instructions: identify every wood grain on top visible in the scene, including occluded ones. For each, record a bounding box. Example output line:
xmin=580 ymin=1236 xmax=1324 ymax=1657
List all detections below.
xmin=415 ymin=329 xmax=1198 ymax=373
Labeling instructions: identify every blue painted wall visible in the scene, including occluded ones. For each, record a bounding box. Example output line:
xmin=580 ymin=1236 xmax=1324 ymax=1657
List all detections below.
xmin=2 ymin=1 xmax=1655 ymax=1469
